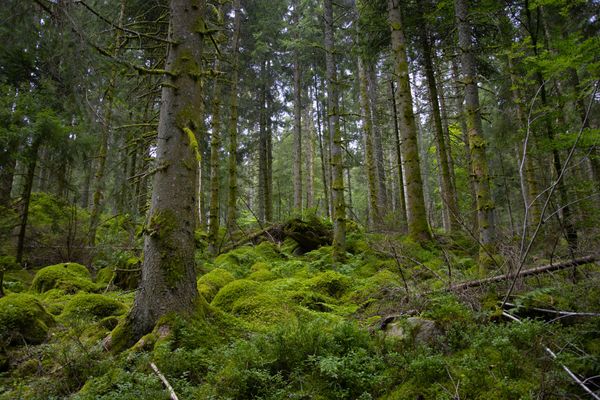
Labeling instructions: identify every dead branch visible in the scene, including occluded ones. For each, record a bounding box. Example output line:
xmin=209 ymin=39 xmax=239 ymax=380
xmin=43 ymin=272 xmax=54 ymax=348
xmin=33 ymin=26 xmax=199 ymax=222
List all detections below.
xmin=449 ymin=255 xmax=598 ymax=291
xmin=150 ymin=362 xmax=179 ymax=400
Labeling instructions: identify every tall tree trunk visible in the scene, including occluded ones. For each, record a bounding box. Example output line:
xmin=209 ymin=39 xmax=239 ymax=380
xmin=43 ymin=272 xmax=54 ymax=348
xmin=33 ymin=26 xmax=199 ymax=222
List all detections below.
xmin=208 ymin=14 xmax=226 ymax=254
xmin=358 ymin=57 xmax=381 ymax=227
xmin=455 ymin=0 xmax=495 ymax=256
xmin=226 ymin=0 xmax=242 ymax=234
xmin=314 ymin=75 xmax=330 ymax=218
xmin=258 ymin=64 xmax=267 ymax=223
xmin=390 ymin=80 xmax=407 ymax=229
xmin=87 ymin=0 xmax=125 ymax=248
xmin=367 ymin=63 xmax=388 ymax=218
xmin=420 ymin=27 xmax=459 ymax=232
xmin=304 ymin=105 xmax=315 ymax=210
xmin=16 ymin=138 xmax=42 ymax=265
xmin=292 ymin=4 xmax=303 ymax=212
xmin=451 ymin=59 xmax=478 ymax=233
xmin=388 ymin=0 xmax=430 ymax=241
xmin=324 ymin=0 xmax=346 ymax=261
xmin=265 ymin=82 xmax=274 ymax=223
xmin=0 ymin=139 xmax=18 ymax=207
xmin=111 ymin=0 xmax=204 ymax=349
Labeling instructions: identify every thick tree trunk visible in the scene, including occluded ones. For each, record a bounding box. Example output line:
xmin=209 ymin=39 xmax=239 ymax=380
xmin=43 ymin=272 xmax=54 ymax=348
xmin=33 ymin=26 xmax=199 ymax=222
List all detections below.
xmin=258 ymin=64 xmax=268 ymax=223
xmin=226 ymin=0 xmax=242 ymax=234
xmin=455 ymin=0 xmax=495 ymax=256
xmin=314 ymin=76 xmax=331 ymax=218
xmin=324 ymin=0 xmax=346 ymax=261
xmin=390 ymin=80 xmax=407 ymax=229
xmin=265 ymin=87 xmax=274 ymax=223
xmin=388 ymin=0 xmax=430 ymax=241
xmin=358 ymin=57 xmax=381 ymax=227
xmin=111 ymin=0 xmax=204 ymax=349
xmin=304 ymin=105 xmax=315 ymax=210
xmin=420 ymin=27 xmax=459 ymax=232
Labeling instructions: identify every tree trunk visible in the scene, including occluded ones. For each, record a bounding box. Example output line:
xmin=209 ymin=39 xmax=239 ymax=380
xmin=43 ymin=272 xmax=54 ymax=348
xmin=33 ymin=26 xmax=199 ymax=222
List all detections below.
xmin=420 ymin=26 xmax=459 ymax=232
xmin=358 ymin=57 xmax=381 ymax=227
xmin=304 ymin=104 xmax=315 ymax=210
xmin=367 ymin=63 xmax=388 ymax=218
xmin=16 ymin=137 xmax=41 ymax=265
xmin=226 ymin=0 xmax=242 ymax=234
xmin=208 ymin=23 xmax=225 ymax=254
xmin=292 ymin=4 xmax=303 ymax=212
xmin=388 ymin=0 xmax=430 ymax=241
xmin=390 ymin=80 xmax=407 ymax=229
xmin=455 ymin=0 xmax=495 ymax=257
xmin=0 ymin=139 xmax=18 ymax=207
xmin=314 ymin=75 xmax=331 ymax=218
xmin=258 ymin=64 xmax=267 ymax=223
xmin=111 ymin=0 xmax=204 ymax=349
xmin=324 ymin=0 xmax=346 ymax=261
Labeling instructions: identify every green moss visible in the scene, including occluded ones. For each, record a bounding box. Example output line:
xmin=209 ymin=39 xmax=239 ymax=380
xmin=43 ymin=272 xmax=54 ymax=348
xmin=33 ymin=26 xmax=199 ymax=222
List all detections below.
xmin=197 ymin=268 xmax=235 ymax=302
xmin=248 ymin=269 xmax=277 ymax=281
xmin=0 ymin=293 xmax=55 ymax=345
xmin=60 ymin=293 xmax=127 ymax=322
xmin=211 ymin=279 xmax=260 ymax=311
xmin=183 ymin=126 xmax=201 ymax=161
xmin=213 ymin=246 xmax=265 ymax=278
xmin=95 ymin=267 xmax=115 ymax=286
xmin=307 ymin=271 xmax=351 ymax=299
xmin=31 ymin=262 xmax=96 ymax=293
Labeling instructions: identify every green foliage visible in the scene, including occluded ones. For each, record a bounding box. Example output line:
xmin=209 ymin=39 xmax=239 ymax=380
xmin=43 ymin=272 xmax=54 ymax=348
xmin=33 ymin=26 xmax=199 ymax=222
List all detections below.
xmin=31 ymin=262 xmax=97 ymax=294
xmin=197 ymin=268 xmax=235 ymax=302
xmin=0 ymin=293 xmax=54 ymax=345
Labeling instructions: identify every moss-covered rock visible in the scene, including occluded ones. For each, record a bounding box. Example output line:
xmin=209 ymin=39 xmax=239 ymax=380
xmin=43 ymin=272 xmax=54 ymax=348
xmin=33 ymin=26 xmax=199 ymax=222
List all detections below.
xmin=31 ymin=263 xmax=96 ymax=293
xmin=197 ymin=268 xmax=235 ymax=302
xmin=60 ymin=293 xmax=127 ymax=322
xmin=0 ymin=293 xmax=55 ymax=345
xmin=307 ymin=271 xmax=351 ymax=298
xmin=211 ymin=279 xmax=260 ymax=311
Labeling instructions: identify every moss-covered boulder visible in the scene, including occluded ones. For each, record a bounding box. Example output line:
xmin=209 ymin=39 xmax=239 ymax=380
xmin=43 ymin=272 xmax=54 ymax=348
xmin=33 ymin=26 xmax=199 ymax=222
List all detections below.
xmin=31 ymin=263 xmax=96 ymax=293
xmin=60 ymin=293 xmax=127 ymax=322
xmin=0 ymin=293 xmax=55 ymax=345
xmin=197 ymin=268 xmax=235 ymax=302
xmin=307 ymin=271 xmax=351 ymax=298
xmin=211 ymin=279 xmax=261 ymax=311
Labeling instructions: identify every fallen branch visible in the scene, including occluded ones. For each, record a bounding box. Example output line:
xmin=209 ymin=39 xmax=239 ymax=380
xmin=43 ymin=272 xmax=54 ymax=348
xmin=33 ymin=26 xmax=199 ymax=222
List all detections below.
xmin=150 ymin=362 xmax=179 ymax=400
xmin=503 ymin=302 xmax=600 ymax=320
xmin=503 ymin=311 xmax=600 ymax=400
xmin=448 ymin=255 xmax=598 ymax=291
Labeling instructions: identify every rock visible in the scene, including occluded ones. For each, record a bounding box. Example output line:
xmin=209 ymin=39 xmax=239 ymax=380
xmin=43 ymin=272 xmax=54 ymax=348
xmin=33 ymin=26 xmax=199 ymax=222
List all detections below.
xmin=31 ymin=262 xmax=96 ymax=293
xmin=0 ymin=293 xmax=55 ymax=345
xmin=385 ymin=317 xmax=441 ymax=346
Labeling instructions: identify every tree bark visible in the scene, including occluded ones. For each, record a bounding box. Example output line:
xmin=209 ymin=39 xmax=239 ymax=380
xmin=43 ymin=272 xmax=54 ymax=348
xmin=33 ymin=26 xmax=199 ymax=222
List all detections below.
xmin=112 ymin=0 xmax=204 ymax=349
xmin=388 ymin=0 xmax=430 ymax=241
xmin=314 ymin=75 xmax=331 ymax=218
xmin=455 ymin=0 xmax=495 ymax=256
xmin=292 ymin=3 xmax=303 ymax=212
xmin=390 ymin=80 xmax=407 ymax=229
xmin=367 ymin=63 xmax=388 ymax=217
xmin=324 ymin=0 xmax=346 ymax=261
xmin=208 ymin=40 xmax=223 ymax=255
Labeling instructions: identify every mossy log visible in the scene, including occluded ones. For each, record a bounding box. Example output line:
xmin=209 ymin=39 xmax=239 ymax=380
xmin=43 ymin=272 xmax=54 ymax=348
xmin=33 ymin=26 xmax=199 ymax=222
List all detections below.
xmin=221 ymin=218 xmax=332 ymax=254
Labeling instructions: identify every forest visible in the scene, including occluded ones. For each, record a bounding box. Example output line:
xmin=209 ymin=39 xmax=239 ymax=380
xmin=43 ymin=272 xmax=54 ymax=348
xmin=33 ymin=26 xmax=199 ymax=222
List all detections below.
xmin=0 ymin=0 xmax=599 ymax=398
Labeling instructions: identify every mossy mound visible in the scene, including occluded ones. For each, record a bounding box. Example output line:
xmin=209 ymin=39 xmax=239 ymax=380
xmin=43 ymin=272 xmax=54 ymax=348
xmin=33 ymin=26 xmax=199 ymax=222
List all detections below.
xmin=211 ymin=279 xmax=261 ymax=311
xmin=95 ymin=267 xmax=114 ymax=286
xmin=0 ymin=293 xmax=55 ymax=345
xmin=31 ymin=263 xmax=96 ymax=293
xmin=60 ymin=293 xmax=127 ymax=322
xmin=307 ymin=270 xmax=351 ymax=298
xmin=197 ymin=268 xmax=235 ymax=302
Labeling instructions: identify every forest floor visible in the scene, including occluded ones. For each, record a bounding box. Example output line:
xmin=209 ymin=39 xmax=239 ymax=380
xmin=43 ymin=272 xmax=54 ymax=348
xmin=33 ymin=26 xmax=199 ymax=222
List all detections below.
xmin=1 ymin=221 xmax=599 ymax=399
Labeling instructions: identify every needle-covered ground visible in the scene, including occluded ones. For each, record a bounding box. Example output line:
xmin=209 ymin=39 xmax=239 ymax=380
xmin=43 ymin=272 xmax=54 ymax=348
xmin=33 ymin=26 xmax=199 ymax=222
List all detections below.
xmin=1 ymin=224 xmax=599 ymax=399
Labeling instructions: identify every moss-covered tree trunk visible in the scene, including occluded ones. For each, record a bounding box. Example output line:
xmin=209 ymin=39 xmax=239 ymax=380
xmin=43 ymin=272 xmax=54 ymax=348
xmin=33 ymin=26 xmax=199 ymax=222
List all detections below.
xmin=258 ymin=62 xmax=268 ymax=223
xmin=358 ymin=57 xmax=381 ymax=227
xmin=420 ymin=26 xmax=459 ymax=232
xmin=389 ymin=80 xmax=407 ymax=229
xmin=112 ymin=0 xmax=204 ymax=348
xmin=455 ymin=0 xmax=495 ymax=255
xmin=304 ymin=104 xmax=315 ymax=210
xmin=314 ymin=75 xmax=331 ymax=219
xmin=388 ymin=0 xmax=430 ymax=242
xmin=208 ymin=47 xmax=223 ymax=255
xmin=226 ymin=0 xmax=242 ymax=234
xmin=324 ymin=0 xmax=346 ymax=261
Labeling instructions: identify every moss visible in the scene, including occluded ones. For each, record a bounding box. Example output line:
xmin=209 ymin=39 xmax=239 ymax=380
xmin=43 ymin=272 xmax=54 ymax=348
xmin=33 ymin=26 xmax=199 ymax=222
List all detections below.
xmin=31 ymin=263 xmax=96 ymax=294
xmin=60 ymin=293 xmax=127 ymax=322
xmin=211 ymin=279 xmax=260 ymax=311
xmin=183 ymin=127 xmax=201 ymax=162
xmin=213 ymin=246 xmax=265 ymax=278
xmin=347 ymin=269 xmax=403 ymax=304
xmin=307 ymin=271 xmax=351 ymax=299
xmin=248 ymin=269 xmax=277 ymax=281
xmin=95 ymin=267 xmax=115 ymax=286
xmin=197 ymin=268 xmax=235 ymax=302
xmin=0 ymin=293 xmax=55 ymax=345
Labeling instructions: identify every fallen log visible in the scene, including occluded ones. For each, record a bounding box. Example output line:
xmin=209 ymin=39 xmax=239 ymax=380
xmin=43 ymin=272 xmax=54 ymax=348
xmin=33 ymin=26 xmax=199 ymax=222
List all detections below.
xmin=449 ymin=255 xmax=598 ymax=291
